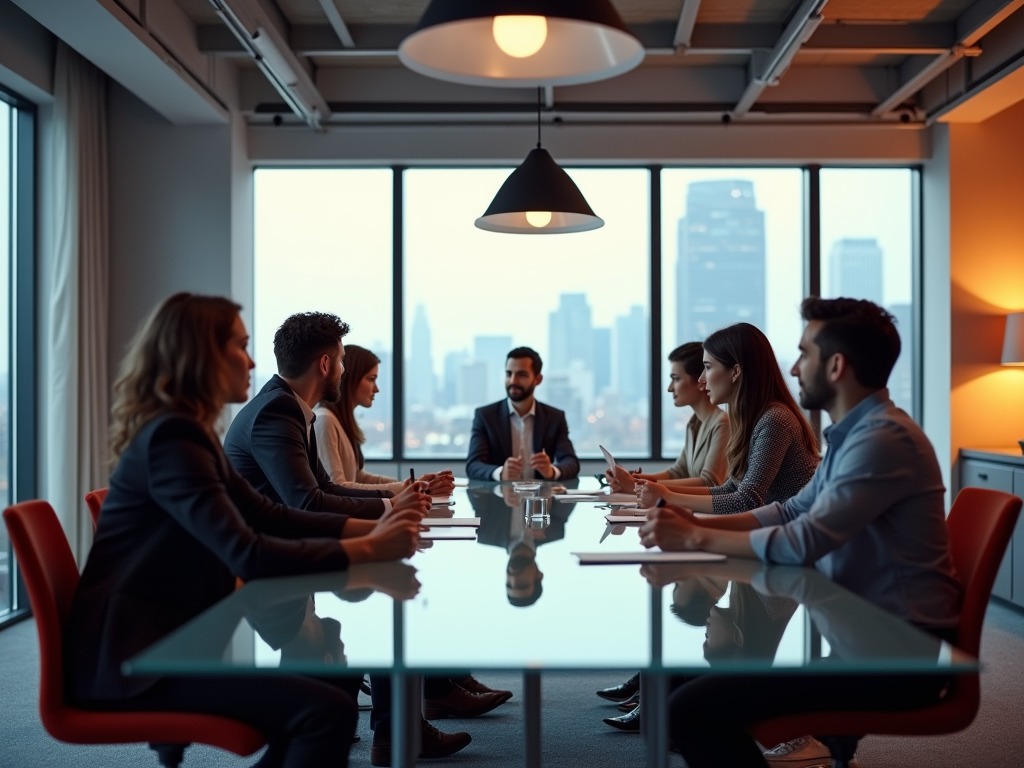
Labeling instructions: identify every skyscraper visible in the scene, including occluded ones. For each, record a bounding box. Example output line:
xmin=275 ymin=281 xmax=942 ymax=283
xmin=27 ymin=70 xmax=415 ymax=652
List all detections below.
xmin=408 ymin=303 xmax=435 ymax=407
xmin=615 ymin=305 xmax=648 ymax=404
xmin=473 ymin=335 xmax=513 ymax=403
xmin=888 ymin=303 xmax=913 ymax=413
xmin=592 ymin=327 xmax=612 ymax=395
xmin=548 ymin=293 xmax=594 ymax=373
xmin=676 ymin=179 xmax=766 ymax=344
xmin=829 ymin=238 xmax=883 ymax=305
xmin=440 ymin=349 xmax=468 ymax=406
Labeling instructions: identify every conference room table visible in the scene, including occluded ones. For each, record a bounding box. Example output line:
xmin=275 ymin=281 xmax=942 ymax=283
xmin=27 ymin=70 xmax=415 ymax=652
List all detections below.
xmin=126 ymin=478 xmax=976 ymax=768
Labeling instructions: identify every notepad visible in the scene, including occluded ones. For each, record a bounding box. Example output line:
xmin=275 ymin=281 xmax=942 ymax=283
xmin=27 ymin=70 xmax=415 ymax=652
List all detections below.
xmin=573 ymin=551 xmax=726 ymax=564
xmin=599 ymin=444 xmax=617 ymax=472
xmin=604 ymin=514 xmax=647 ymax=524
xmin=430 ymin=495 xmax=453 ymax=506
xmin=554 ymin=493 xmax=638 ymax=504
xmin=422 ymin=517 xmax=481 ymax=527
xmin=421 ymin=529 xmax=477 ymax=540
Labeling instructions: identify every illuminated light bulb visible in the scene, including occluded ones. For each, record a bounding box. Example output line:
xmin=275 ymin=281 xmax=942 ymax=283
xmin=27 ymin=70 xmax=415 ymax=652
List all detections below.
xmin=492 ymin=16 xmax=548 ymax=58
xmin=525 ymin=211 xmax=552 ymax=228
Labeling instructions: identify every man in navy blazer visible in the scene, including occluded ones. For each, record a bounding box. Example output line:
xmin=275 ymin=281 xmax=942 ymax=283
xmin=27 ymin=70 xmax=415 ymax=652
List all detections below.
xmin=465 ymin=347 xmax=580 ymax=481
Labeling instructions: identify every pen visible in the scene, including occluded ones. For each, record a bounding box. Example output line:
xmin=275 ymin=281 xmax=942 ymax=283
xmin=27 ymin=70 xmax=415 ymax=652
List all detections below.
xmin=410 ymin=468 xmax=416 ymax=483
xmin=655 ymin=498 xmax=667 ymax=508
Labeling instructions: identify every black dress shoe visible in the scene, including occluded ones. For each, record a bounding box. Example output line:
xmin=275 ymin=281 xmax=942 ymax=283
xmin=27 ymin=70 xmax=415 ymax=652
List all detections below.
xmin=424 ymin=685 xmax=506 ymax=719
xmin=603 ymin=703 xmax=641 ymax=732
xmin=370 ymin=719 xmax=472 ymax=766
xmin=455 ymin=675 xmax=514 ymax=704
xmin=617 ymin=690 xmax=640 ymax=712
xmin=596 ymin=673 xmax=640 ymax=702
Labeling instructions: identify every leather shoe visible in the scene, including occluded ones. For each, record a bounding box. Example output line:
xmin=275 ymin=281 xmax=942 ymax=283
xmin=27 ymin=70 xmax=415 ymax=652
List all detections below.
xmin=455 ymin=675 xmax=513 ymax=704
xmin=370 ymin=719 xmax=471 ymax=766
xmin=603 ymin=703 xmax=641 ymax=732
xmin=424 ymin=685 xmax=506 ymax=719
xmin=596 ymin=673 xmax=640 ymax=702
xmin=617 ymin=690 xmax=640 ymax=712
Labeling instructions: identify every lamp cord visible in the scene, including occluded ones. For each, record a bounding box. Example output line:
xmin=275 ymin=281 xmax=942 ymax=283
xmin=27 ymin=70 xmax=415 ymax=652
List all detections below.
xmin=537 ymin=86 xmax=542 ymax=148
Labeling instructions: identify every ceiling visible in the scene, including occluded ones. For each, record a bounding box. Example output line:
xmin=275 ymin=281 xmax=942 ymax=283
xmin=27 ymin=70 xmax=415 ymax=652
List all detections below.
xmin=173 ymin=0 xmax=1024 ymax=127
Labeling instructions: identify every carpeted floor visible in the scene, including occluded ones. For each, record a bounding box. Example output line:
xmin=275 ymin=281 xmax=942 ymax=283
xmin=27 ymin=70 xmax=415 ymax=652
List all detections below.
xmin=3 ymin=601 xmax=1024 ymax=767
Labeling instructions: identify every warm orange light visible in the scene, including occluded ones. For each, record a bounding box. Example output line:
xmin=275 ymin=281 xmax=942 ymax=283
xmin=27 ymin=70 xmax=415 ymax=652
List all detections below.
xmin=525 ymin=211 xmax=552 ymax=228
xmin=492 ymin=16 xmax=548 ymax=58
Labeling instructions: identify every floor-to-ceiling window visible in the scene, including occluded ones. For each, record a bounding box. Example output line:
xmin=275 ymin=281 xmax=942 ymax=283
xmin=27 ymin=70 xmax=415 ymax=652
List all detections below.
xmin=251 ymin=165 xmax=921 ymax=468
xmin=0 ymin=96 xmax=12 ymax=618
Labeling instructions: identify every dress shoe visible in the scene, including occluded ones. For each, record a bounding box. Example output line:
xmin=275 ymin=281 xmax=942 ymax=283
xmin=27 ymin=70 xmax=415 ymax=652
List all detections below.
xmin=602 ymin=703 xmax=641 ymax=732
xmin=455 ymin=675 xmax=514 ymax=704
xmin=617 ymin=690 xmax=640 ymax=712
xmin=370 ymin=719 xmax=472 ymax=766
xmin=424 ymin=685 xmax=506 ymax=719
xmin=596 ymin=673 xmax=640 ymax=702
xmin=762 ymin=736 xmax=857 ymax=768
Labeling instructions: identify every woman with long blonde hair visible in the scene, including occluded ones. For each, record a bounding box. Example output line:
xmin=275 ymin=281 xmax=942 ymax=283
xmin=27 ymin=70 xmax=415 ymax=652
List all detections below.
xmin=66 ymin=293 xmax=423 ymax=768
xmin=638 ymin=323 xmax=818 ymax=514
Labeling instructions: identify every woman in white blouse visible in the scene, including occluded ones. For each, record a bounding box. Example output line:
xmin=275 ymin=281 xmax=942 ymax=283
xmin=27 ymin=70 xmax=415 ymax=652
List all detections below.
xmin=607 ymin=342 xmax=730 ymax=494
xmin=314 ymin=344 xmax=453 ymax=495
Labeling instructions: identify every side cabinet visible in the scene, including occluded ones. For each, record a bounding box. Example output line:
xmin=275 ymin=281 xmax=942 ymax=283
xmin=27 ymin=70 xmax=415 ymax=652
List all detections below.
xmin=960 ymin=459 xmax=1016 ymax=601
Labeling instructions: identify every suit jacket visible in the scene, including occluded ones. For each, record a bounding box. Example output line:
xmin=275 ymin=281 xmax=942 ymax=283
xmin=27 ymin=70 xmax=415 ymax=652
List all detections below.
xmin=64 ymin=413 xmax=353 ymax=702
xmin=465 ymin=399 xmax=580 ymax=481
xmin=224 ymin=375 xmax=386 ymax=518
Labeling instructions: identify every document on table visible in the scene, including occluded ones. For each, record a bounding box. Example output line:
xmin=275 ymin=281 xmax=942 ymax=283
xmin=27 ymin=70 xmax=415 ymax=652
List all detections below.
xmin=422 ymin=517 xmax=481 ymax=527
xmin=599 ymin=444 xmax=616 ymax=472
xmin=553 ymin=492 xmax=638 ymax=504
xmin=430 ymin=495 xmax=453 ymax=506
xmin=604 ymin=514 xmax=647 ymax=524
xmin=421 ymin=529 xmax=477 ymax=540
xmin=573 ymin=551 xmax=726 ymax=564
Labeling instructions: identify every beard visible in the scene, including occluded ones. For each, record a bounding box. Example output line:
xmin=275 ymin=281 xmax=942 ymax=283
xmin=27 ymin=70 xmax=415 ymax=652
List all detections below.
xmin=321 ymin=369 xmax=343 ymax=403
xmin=507 ymin=383 xmax=535 ymax=402
xmin=798 ymin=363 xmax=835 ymax=411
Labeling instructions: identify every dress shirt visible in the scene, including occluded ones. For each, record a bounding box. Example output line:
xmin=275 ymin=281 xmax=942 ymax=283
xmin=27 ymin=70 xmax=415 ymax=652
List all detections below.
xmin=748 ymin=390 xmax=962 ymax=630
xmin=491 ymin=398 xmax=562 ymax=482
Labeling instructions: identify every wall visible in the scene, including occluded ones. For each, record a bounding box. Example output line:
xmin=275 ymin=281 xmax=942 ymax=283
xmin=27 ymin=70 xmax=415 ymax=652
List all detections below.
xmin=107 ymin=82 xmax=235 ymax=385
xmin=948 ymin=99 xmax=1024 ymax=480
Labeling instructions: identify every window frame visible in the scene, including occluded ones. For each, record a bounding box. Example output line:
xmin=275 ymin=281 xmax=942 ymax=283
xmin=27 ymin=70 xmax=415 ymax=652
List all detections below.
xmin=0 ymin=84 xmax=37 ymax=630
xmin=251 ymin=163 xmax=924 ymax=465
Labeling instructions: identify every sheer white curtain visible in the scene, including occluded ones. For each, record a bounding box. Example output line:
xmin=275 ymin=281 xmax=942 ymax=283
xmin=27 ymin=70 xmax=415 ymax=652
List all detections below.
xmin=48 ymin=42 xmax=109 ymax=563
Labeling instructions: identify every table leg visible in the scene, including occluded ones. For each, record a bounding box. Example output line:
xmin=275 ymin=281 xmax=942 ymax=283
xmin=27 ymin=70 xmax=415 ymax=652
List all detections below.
xmin=392 ymin=673 xmax=422 ymax=768
xmin=523 ymin=671 xmax=542 ymax=768
xmin=641 ymin=672 xmax=668 ymax=768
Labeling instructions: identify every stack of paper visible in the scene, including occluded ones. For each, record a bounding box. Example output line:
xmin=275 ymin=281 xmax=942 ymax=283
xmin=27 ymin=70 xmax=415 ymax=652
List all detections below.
xmin=422 ymin=517 xmax=481 ymax=527
xmin=573 ymin=551 xmax=726 ymax=564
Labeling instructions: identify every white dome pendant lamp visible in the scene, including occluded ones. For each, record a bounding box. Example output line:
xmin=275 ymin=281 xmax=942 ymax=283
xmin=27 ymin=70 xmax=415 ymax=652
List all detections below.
xmin=399 ymin=0 xmax=644 ymax=88
xmin=475 ymin=89 xmax=603 ymax=234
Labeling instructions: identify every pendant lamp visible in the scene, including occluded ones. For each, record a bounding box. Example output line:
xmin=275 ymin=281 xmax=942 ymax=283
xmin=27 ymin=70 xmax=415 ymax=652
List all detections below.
xmin=475 ymin=90 xmax=603 ymax=234
xmin=399 ymin=0 xmax=644 ymax=88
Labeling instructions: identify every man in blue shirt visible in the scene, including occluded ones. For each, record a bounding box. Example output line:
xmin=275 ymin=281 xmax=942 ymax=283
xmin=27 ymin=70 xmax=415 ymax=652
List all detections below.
xmin=640 ymin=298 xmax=962 ymax=768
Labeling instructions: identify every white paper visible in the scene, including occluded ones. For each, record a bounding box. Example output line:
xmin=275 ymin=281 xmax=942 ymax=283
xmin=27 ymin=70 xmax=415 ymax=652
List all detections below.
xmin=573 ymin=551 xmax=726 ymax=564
xmin=554 ymin=492 xmax=637 ymax=504
xmin=421 ymin=529 xmax=477 ymax=540
xmin=430 ymin=495 xmax=453 ymax=506
xmin=422 ymin=517 xmax=481 ymax=527
xmin=599 ymin=444 xmax=616 ymax=472
xmin=604 ymin=514 xmax=647 ymax=523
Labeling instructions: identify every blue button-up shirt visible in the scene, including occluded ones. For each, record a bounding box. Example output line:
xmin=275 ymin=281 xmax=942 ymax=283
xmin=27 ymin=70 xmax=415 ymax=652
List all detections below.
xmin=749 ymin=391 xmax=962 ymax=630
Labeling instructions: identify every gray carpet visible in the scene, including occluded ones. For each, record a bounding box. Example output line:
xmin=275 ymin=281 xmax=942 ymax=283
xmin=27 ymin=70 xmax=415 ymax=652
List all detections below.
xmin=2 ymin=603 xmax=1024 ymax=767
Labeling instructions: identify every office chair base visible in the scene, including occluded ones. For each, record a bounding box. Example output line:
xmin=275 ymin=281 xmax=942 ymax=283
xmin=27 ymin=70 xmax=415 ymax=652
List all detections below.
xmin=818 ymin=735 xmax=860 ymax=768
xmin=150 ymin=742 xmax=188 ymax=767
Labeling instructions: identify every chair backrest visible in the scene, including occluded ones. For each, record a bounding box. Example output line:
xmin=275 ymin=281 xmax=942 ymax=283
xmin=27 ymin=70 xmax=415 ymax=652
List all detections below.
xmin=2 ymin=501 xmax=81 ymax=728
xmin=84 ymin=488 xmax=108 ymax=533
xmin=947 ymin=487 xmax=1022 ymax=656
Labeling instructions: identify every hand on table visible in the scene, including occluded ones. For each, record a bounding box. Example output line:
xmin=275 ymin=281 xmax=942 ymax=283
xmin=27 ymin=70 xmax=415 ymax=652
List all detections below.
xmin=606 ymin=465 xmax=637 ymax=493
xmin=634 ymin=478 xmax=669 ymax=507
xmin=391 ymin=480 xmax=431 ymax=517
xmin=367 ymin=508 xmax=427 ymax=561
xmin=529 ymin=451 xmax=556 ymax=479
xmin=501 ymin=456 xmax=524 ymax=481
xmin=420 ymin=470 xmax=455 ymax=496
xmin=638 ymin=503 xmax=699 ymax=551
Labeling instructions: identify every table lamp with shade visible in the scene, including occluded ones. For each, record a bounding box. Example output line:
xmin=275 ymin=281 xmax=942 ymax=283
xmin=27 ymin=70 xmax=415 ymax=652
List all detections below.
xmin=1003 ymin=312 xmax=1024 ymax=454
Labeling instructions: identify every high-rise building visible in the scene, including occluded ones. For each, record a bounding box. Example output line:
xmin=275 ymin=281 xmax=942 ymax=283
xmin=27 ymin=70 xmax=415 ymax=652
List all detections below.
xmin=615 ymin=305 xmax=648 ymax=404
xmin=676 ymin=179 xmax=766 ymax=344
xmin=888 ymin=303 xmax=914 ymax=414
xmin=473 ymin=335 xmax=513 ymax=403
xmin=408 ymin=303 xmax=435 ymax=407
xmin=457 ymin=360 xmax=489 ymax=407
xmin=829 ymin=238 xmax=884 ymax=305
xmin=440 ymin=349 xmax=468 ymax=406
xmin=593 ymin=327 xmax=612 ymax=395
xmin=549 ymin=293 xmax=594 ymax=373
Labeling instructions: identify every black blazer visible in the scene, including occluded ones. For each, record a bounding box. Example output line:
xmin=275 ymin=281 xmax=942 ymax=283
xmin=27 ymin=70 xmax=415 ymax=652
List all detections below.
xmin=224 ymin=375 xmax=386 ymax=518
xmin=465 ymin=400 xmax=580 ymax=481
xmin=64 ymin=413 xmax=353 ymax=702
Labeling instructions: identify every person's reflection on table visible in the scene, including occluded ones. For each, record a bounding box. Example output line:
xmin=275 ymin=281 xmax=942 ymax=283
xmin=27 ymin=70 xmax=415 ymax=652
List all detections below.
xmin=250 ymin=596 xmax=348 ymax=668
xmin=702 ymin=584 xmax=796 ymax=664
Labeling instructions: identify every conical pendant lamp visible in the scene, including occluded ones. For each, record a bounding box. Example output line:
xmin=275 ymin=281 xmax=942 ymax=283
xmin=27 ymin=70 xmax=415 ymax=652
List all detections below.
xmin=475 ymin=90 xmax=603 ymax=234
xmin=399 ymin=0 xmax=644 ymax=88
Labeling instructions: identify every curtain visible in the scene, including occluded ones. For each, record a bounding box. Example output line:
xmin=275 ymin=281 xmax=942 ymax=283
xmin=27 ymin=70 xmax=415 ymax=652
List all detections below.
xmin=49 ymin=41 xmax=110 ymax=564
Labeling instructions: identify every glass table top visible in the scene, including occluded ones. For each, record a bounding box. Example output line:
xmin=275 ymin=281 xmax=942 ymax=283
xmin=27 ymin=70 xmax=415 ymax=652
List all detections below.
xmin=126 ymin=479 xmax=976 ymax=677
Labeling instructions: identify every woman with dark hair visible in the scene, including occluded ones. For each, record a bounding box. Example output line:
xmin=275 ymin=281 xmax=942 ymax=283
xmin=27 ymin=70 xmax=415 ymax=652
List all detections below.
xmin=638 ymin=323 xmax=819 ymax=515
xmin=607 ymin=341 xmax=729 ymax=494
xmin=65 ymin=293 xmax=425 ymax=768
xmin=314 ymin=344 xmax=454 ymax=496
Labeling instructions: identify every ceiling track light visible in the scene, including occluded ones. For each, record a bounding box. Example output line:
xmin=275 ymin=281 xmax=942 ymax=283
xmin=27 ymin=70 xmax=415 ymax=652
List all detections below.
xmin=475 ymin=88 xmax=603 ymax=235
xmin=399 ymin=0 xmax=645 ymax=88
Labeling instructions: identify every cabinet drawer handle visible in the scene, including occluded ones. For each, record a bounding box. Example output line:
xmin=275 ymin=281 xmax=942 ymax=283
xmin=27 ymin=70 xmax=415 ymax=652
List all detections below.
xmin=979 ymin=473 xmax=989 ymax=481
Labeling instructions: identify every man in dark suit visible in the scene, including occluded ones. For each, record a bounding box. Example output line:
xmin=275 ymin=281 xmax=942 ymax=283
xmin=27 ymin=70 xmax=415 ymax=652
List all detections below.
xmin=225 ymin=312 xmax=424 ymax=519
xmin=465 ymin=347 xmax=580 ymax=481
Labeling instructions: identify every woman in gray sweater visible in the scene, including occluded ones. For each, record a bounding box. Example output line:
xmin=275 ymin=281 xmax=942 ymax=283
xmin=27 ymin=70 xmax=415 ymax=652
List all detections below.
xmin=638 ymin=323 xmax=818 ymax=515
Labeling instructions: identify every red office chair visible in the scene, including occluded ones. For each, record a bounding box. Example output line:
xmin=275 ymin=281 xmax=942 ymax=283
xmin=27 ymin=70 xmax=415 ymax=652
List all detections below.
xmin=2 ymin=500 xmax=265 ymax=768
xmin=749 ymin=487 xmax=1022 ymax=768
xmin=85 ymin=488 xmax=107 ymax=532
